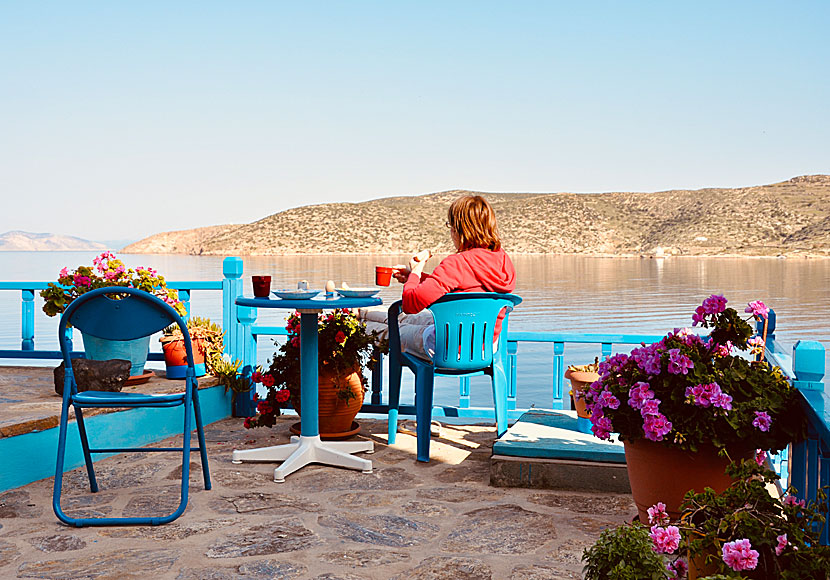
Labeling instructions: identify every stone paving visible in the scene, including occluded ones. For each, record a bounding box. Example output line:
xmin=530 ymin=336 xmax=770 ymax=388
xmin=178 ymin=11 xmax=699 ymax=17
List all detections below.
xmin=0 ymin=412 xmax=637 ymax=579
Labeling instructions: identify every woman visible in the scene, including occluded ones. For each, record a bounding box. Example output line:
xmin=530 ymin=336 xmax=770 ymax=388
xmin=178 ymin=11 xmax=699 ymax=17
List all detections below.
xmin=386 ymin=194 xmax=517 ymax=358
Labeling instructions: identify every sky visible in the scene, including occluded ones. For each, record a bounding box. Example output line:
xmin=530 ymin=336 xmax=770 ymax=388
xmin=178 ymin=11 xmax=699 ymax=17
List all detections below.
xmin=1 ymin=1 xmax=828 ymax=243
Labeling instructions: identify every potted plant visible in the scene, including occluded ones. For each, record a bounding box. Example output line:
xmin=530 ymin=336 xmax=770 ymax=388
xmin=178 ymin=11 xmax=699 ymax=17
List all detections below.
xmin=583 ymin=461 xmax=830 ymax=580
xmin=159 ymin=316 xmax=225 ymax=379
xmin=565 ymin=358 xmax=599 ymax=419
xmin=40 ymin=252 xmax=186 ymax=377
xmin=211 ymin=353 xmax=256 ymax=417
xmin=245 ymin=308 xmax=381 ymax=436
xmin=583 ymin=295 xmax=806 ymax=521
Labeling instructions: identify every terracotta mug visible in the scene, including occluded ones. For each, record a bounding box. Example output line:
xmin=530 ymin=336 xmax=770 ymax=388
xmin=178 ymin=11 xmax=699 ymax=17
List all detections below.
xmin=375 ymin=266 xmax=394 ymax=286
xmin=252 ymin=275 xmax=271 ymax=297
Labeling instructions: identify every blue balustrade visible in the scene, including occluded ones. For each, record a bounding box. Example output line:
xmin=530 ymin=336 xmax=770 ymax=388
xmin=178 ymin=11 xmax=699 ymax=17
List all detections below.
xmin=2 ymin=257 xmax=829 ymax=542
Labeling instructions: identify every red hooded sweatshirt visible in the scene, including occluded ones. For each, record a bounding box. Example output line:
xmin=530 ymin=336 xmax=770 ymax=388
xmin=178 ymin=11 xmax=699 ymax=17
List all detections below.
xmin=402 ymin=248 xmax=517 ymax=335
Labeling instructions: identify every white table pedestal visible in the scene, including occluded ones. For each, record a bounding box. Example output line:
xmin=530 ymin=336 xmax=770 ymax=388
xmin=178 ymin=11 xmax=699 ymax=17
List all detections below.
xmin=232 ymin=435 xmax=374 ymax=482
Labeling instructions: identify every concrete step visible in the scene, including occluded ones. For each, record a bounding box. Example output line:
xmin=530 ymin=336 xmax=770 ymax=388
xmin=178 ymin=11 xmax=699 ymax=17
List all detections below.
xmin=490 ymin=409 xmax=630 ymax=493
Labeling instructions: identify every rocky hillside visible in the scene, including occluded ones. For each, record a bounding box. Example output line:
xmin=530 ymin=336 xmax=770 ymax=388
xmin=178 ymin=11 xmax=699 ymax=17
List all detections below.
xmin=123 ymin=175 xmax=830 ymax=257
xmin=0 ymin=231 xmax=107 ymax=252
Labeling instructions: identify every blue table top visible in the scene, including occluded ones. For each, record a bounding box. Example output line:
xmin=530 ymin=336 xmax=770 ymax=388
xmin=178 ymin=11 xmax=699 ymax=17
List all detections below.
xmin=236 ymin=294 xmax=383 ymax=310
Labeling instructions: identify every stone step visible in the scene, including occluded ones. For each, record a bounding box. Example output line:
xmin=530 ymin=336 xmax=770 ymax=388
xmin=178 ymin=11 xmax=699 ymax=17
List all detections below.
xmin=490 ymin=409 xmax=630 ymax=493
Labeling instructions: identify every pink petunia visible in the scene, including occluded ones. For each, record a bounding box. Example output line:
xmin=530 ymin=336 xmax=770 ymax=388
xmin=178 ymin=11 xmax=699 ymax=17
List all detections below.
xmin=722 ymin=539 xmax=759 ymax=571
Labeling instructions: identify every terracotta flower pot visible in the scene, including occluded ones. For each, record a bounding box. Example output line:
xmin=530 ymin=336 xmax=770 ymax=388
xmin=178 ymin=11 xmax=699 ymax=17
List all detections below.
xmin=623 ymin=438 xmax=745 ymax=522
xmin=161 ymin=337 xmax=206 ymax=379
xmin=290 ymin=367 xmax=364 ymax=436
xmin=564 ymin=368 xmax=599 ymax=419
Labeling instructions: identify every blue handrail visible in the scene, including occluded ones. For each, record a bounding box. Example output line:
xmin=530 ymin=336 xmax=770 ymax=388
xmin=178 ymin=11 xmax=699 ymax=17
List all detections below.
xmin=2 ymin=256 xmax=828 ymax=541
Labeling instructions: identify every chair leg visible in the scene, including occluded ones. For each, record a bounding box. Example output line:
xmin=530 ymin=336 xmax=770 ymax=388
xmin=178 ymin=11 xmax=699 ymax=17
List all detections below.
xmin=73 ymin=406 xmax=98 ymax=493
xmin=387 ymin=353 xmax=403 ymax=445
xmin=53 ymin=397 xmax=74 ymax=525
xmin=492 ymin=365 xmax=509 ymax=437
xmin=414 ymin=370 xmax=435 ymax=462
xmin=191 ymin=385 xmax=212 ymax=490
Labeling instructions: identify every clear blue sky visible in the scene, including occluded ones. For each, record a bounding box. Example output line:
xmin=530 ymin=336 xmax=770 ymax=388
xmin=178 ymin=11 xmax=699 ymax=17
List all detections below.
xmin=1 ymin=1 xmax=828 ymax=242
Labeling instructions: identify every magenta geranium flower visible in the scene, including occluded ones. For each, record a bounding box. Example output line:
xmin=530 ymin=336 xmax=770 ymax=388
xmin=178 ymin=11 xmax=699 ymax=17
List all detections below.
xmin=753 ymin=411 xmax=772 ymax=432
xmin=667 ymin=349 xmax=693 ymax=375
xmin=745 ymin=300 xmax=769 ymax=319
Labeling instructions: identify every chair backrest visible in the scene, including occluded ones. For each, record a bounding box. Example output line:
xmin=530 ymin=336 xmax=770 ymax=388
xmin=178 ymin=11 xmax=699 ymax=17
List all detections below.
xmin=59 ymin=287 xmax=193 ymax=362
xmin=427 ymin=292 xmax=522 ymax=372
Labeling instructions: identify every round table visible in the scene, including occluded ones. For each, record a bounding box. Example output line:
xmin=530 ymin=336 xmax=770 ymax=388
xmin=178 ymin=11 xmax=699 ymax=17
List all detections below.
xmin=231 ymin=293 xmax=382 ymax=482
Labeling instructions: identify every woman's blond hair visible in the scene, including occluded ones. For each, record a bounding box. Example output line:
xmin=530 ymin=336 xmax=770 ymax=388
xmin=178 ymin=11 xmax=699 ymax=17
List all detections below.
xmin=447 ymin=195 xmax=501 ymax=252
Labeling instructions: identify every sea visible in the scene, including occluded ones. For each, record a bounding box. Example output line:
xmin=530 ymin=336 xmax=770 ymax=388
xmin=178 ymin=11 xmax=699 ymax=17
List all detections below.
xmin=2 ymin=252 xmax=829 ymax=410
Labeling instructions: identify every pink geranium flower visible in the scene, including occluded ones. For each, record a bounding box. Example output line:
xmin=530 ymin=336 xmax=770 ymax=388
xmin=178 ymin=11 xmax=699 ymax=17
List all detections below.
xmin=753 ymin=411 xmax=772 ymax=432
xmin=722 ymin=538 xmax=759 ymax=571
xmin=649 ymin=524 xmax=681 ymax=554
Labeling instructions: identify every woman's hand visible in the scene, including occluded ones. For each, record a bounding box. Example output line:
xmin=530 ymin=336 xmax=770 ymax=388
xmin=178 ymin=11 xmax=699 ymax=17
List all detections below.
xmin=392 ymin=264 xmax=410 ymax=284
xmin=393 ymin=250 xmax=432 ymax=284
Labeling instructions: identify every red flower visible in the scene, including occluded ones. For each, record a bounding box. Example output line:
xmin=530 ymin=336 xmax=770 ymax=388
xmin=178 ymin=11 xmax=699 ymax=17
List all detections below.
xmin=243 ymin=417 xmax=253 ymax=429
xmin=250 ymin=371 xmax=263 ymax=383
xmin=261 ymin=373 xmax=275 ymax=387
xmin=275 ymin=389 xmax=290 ymax=403
xmin=335 ymin=331 xmax=347 ymax=344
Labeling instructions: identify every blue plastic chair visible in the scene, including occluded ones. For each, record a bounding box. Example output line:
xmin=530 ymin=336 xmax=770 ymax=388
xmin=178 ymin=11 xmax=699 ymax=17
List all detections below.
xmin=53 ymin=287 xmax=211 ymax=526
xmin=386 ymin=292 xmax=522 ymax=462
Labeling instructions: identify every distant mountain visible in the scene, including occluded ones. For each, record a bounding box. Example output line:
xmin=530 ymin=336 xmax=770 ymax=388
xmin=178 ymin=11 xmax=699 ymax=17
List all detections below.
xmin=122 ymin=175 xmax=830 ymax=258
xmin=0 ymin=231 xmax=108 ymax=252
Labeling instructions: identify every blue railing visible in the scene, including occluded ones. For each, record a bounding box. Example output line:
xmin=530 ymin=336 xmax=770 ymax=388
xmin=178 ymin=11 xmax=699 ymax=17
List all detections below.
xmin=2 ymin=256 xmax=828 ymax=535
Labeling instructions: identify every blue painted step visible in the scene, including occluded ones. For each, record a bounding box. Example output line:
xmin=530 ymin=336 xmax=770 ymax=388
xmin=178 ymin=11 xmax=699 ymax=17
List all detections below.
xmin=493 ymin=409 xmax=626 ymax=464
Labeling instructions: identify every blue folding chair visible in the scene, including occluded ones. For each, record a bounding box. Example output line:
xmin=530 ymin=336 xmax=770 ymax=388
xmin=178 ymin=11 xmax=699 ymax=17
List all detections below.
xmin=386 ymin=292 xmax=522 ymax=462
xmin=53 ymin=287 xmax=211 ymax=526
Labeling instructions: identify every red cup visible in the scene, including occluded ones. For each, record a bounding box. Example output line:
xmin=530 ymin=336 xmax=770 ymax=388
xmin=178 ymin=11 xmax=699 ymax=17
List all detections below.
xmin=375 ymin=266 xmax=394 ymax=286
xmin=252 ymin=275 xmax=271 ymax=297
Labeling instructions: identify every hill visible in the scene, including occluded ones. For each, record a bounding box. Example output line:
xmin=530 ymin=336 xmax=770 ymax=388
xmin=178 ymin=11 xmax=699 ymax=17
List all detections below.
xmin=0 ymin=231 xmax=107 ymax=252
xmin=123 ymin=175 xmax=830 ymax=257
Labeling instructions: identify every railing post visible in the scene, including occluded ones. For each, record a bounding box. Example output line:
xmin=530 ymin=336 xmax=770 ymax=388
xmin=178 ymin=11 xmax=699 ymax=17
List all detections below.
xmin=222 ymin=257 xmax=244 ymax=361
xmin=553 ymin=341 xmax=565 ymax=409
xmin=792 ymin=340 xmax=825 ymax=391
xmin=459 ymin=377 xmax=471 ymax=408
xmin=21 ymin=289 xmax=34 ymax=351
xmin=507 ymin=340 xmax=518 ymax=411
xmin=178 ymin=288 xmax=191 ymax=320
xmin=237 ymin=304 xmax=258 ymax=407
xmin=370 ymin=349 xmax=383 ymax=405
xmin=601 ymin=342 xmax=612 ymax=359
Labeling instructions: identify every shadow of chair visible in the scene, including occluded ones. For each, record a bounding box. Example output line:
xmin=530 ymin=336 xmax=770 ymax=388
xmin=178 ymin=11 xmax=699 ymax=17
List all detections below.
xmin=386 ymin=292 xmax=522 ymax=462
xmin=53 ymin=287 xmax=211 ymax=526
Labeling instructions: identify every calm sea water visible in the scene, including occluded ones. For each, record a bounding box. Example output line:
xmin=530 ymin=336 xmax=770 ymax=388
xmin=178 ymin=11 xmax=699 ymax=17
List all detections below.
xmin=2 ymin=252 xmax=829 ymax=409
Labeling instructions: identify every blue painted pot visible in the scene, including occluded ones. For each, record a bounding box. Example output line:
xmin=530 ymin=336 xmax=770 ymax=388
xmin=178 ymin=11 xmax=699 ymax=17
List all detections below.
xmin=81 ymin=333 xmax=151 ymax=377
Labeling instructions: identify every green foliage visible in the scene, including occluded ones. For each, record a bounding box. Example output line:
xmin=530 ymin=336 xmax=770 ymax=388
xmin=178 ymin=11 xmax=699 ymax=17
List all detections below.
xmin=212 ymin=353 xmax=251 ymax=398
xmin=680 ymin=460 xmax=830 ymax=579
xmin=582 ymin=523 xmax=669 ymax=580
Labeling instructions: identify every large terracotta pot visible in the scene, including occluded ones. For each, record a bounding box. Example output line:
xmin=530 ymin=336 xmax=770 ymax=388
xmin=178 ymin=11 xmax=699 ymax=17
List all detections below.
xmin=160 ymin=337 xmax=206 ymax=379
xmin=564 ymin=368 xmax=599 ymax=419
xmin=291 ymin=366 xmax=365 ymax=435
xmin=623 ymin=439 xmax=742 ymax=522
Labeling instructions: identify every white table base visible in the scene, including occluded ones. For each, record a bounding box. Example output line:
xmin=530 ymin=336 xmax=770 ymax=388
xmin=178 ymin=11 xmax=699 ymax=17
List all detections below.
xmin=231 ymin=435 xmax=374 ymax=482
